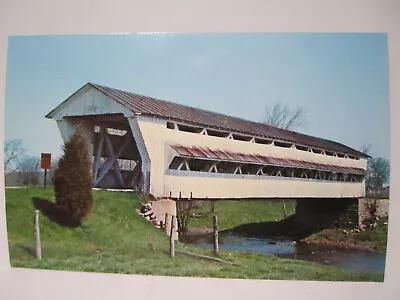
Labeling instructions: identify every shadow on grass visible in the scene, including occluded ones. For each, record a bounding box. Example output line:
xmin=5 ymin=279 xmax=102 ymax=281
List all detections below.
xmin=32 ymin=197 xmax=81 ymax=228
xmin=221 ymin=215 xmax=321 ymax=241
xmin=19 ymin=245 xmax=36 ymax=258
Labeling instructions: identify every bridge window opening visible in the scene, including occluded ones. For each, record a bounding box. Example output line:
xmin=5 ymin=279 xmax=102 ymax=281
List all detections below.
xmin=234 ymin=166 xmax=243 ymax=174
xmin=187 ymin=159 xmax=211 ymax=172
xmin=241 ymin=164 xmax=261 ymax=175
xmin=296 ymin=145 xmax=309 ymax=151
xmin=168 ymin=157 xmax=184 ymax=169
xmin=232 ymin=134 xmax=253 ymax=142
xmin=165 ymin=120 xmax=361 ymax=160
xmin=168 ymin=156 xmax=365 ymax=182
xmin=166 ymin=121 xmax=176 ymax=129
xmin=217 ymin=161 xmax=238 ymax=174
xmin=325 ymin=151 xmax=335 ymax=156
xmin=312 ymin=148 xmax=323 ymax=154
xmin=274 ymin=141 xmax=292 ymax=148
xmin=177 ymin=124 xmax=203 ymax=133
xmin=117 ymin=159 xmax=138 ymax=171
xmin=107 ymin=128 xmax=127 ymax=136
xmin=292 ymin=169 xmax=303 ymax=178
xmin=207 ymin=129 xmax=230 ymax=138
xmin=254 ymin=137 xmax=273 ymax=145
xmin=208 ymin=164 xmax=218 ymax=173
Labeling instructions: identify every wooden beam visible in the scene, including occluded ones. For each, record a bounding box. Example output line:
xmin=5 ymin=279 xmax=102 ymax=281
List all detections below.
xmin=93 ymin=127 xmax=104 ymax=183
xmin=94 ymin=132 xmax=130 ymax=186
xmin=200 ymin=128 xmax=208 ymax=135
xmin=104 ymin=130 xmax=125 ymax=186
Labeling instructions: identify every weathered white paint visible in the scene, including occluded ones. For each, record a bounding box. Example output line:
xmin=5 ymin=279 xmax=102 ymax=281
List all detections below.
xmin=56 ymin=118 xmax=94 ymax=160
xmin=47 ymin=85 xmax=134 ymax=120
xmin=127 ymin=117 xmax=151 ymax=194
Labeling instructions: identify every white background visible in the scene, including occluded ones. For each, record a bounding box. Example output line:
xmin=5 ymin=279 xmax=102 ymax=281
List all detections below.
xmin=1 ymin=1 xmax=399 ymax=299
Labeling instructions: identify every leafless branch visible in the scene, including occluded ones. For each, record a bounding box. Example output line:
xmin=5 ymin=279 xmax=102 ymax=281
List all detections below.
xmin=262 ymin=102 xmax=306 ymax=130
xmin=4 ymin=139 xmax=26 ymax=173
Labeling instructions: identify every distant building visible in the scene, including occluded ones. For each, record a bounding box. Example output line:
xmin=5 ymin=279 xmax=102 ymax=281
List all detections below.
xmin=46 ymin=83 xmax=369 ymax=199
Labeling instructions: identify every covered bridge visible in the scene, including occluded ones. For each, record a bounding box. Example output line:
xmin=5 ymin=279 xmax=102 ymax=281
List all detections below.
xmin=46 ymin=83 xmax=369 ymax=200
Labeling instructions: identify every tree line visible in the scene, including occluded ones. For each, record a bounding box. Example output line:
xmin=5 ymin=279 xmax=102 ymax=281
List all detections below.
xmin=4 ymin=139 xmax=59 ymax=186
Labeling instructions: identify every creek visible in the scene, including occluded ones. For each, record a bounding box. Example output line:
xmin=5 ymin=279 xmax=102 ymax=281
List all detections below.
xmin=182 ymin=231 xmax=386 ymax=274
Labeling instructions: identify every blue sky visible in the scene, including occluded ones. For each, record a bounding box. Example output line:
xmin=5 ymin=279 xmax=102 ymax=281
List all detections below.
xmin=4 ymin=33 xmax=390 ymax=160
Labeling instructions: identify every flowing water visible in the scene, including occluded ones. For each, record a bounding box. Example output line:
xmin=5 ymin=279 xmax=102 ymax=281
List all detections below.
xmin=182 ymin=231 xmax=386 ymax=274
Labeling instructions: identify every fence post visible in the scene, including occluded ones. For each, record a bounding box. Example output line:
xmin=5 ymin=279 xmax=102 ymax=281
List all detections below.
xmin=170 ymin=215 xmax=175 ymax=257
xmin=213 ymin=215 xmax=219 ymax=255
xmin=164 ymin=213 xmax=169 ymax=233
xmin=282 ymin=200 xmax=287 ymax=218
xmin=34 ymin=210 xmax=42 ymax=260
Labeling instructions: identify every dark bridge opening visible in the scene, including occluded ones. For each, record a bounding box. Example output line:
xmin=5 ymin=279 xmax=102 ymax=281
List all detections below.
xmin=68 ymin=115 xmax=143 ymax=190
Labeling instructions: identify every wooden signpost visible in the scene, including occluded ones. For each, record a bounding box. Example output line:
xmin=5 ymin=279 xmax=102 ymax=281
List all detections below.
xmin=40 ymin=153 xmax=51 ymax=188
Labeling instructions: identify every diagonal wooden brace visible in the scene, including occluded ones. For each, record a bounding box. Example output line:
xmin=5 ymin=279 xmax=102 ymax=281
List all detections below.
xmin=94 ymin=131 xmax=130 ymax=186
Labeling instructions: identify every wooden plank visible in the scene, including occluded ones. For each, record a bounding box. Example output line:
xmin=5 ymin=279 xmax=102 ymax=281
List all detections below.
xmin=93 ymin=127 xmax=104 ymax=182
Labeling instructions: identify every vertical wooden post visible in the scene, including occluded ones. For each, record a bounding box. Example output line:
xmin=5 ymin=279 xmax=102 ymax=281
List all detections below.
xmin=213 ymin=215 xmax=219 ymax=255
xmin=210 ymin=200 xmax=215 ymax=213
xmin=164 ymin=213 xmax=169 ymax=233
xmin=44 ymin=169 xmax=47 ymax=189
xmin=282 ymin=200 xmax=287 ymax=218
xmin=170 ymin=215 xmax=175 ymax=257
xmin=34 ymin=210 xmax=42 ymax=260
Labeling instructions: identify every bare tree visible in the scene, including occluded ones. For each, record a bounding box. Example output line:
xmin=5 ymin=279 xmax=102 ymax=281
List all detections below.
xmin=4 ymin=139 xmax=26 ymax=174
xmin=262 ymin=102 xmax=306 ymax=130
xmin=17 ymin=156 xmax=40 ymax=185
xmin=360 ymin=143 xmax=372 ymax=156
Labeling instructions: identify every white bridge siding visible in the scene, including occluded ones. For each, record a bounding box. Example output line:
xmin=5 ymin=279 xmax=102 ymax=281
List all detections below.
xmin=165 ymin=175 xmax=364 ymax=199
xmin=136 ymin=117 xmax=367 ymax=199
xmin=47 ymin=84 xmax=367 ymax=199
xmin=48 ymin=85 xmax=134 ymax=120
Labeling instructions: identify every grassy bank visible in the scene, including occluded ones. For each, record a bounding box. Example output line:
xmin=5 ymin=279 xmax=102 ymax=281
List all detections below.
xmin=306 ymin=218 xmax=389 ymax=253
xmin=5 ymin=188 xmax=383 ymax=281
xmin=189 ymin=199 xmax=296 ymax=230
xmin=188 ymin=199 xmax=388 ymax=251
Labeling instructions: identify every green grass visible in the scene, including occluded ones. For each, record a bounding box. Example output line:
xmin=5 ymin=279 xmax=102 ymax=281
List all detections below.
xmin=308 ymin=218 xmax=389 ymax=253
xmin=5 ymin=188 xmax=383 ymax=281
xmin=189 ymin=199 xmax=296 ymax=230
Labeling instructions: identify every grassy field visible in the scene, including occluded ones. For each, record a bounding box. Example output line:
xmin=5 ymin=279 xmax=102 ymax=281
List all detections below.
xmin=5 ymin=188 xmax=383 ymax=281
xmin=189 ymin=199 xmax=296 ymax=230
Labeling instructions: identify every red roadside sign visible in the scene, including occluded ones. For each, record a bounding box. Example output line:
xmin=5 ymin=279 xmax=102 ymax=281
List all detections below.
xmin=40 ymin=153 xmax=51 ymax=169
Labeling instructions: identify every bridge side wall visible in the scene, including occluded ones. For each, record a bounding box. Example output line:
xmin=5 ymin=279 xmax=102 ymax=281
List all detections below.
xmin=136 ymin=117 xmax=366 ymax=199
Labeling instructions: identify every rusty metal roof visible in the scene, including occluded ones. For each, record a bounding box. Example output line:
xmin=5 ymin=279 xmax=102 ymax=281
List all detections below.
xmin=87 ymin=83 xmax=368 ymax=158
xmin=171 ymin=145 xmax=366 ymax=175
